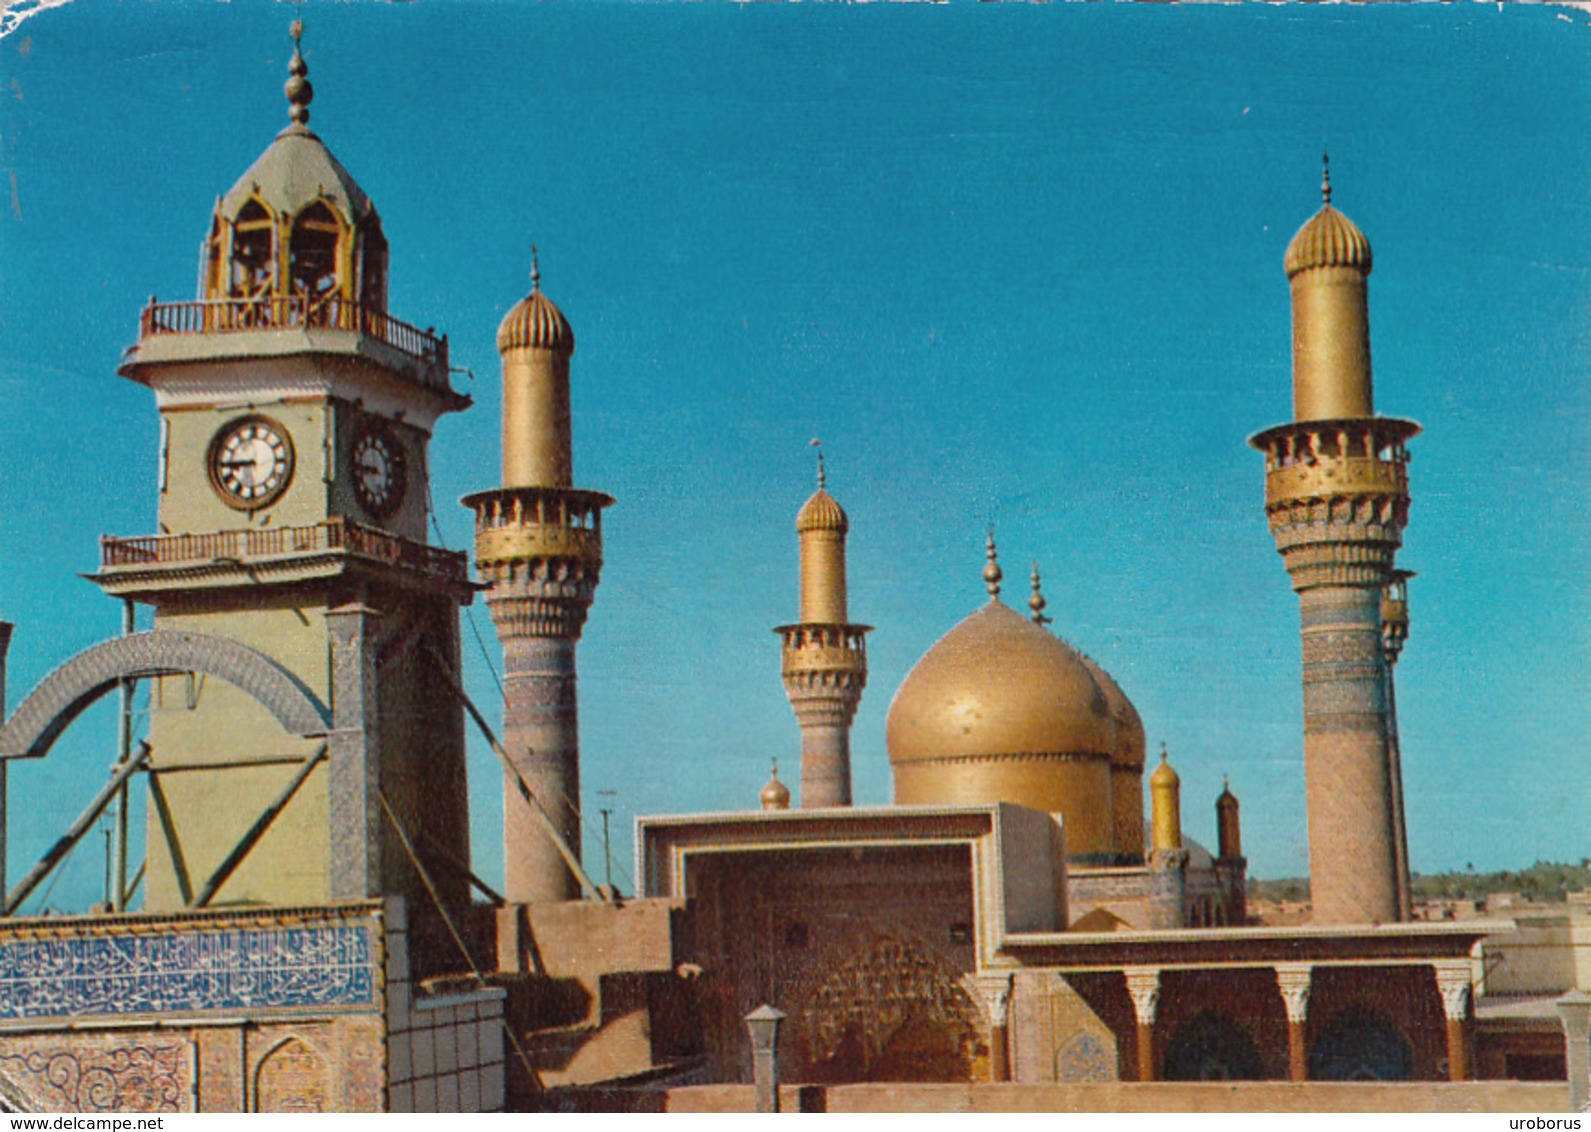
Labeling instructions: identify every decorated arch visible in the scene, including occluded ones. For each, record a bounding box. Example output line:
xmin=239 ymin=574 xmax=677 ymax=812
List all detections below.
xmin=0 ymin=630 xmax=329 ymax=762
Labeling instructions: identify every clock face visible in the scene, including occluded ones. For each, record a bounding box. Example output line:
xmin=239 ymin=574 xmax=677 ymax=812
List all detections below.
xmin=208 ymin=416 xmax=294 ymax=509
xmin=351 ymin=425 xmax=406 ymax=519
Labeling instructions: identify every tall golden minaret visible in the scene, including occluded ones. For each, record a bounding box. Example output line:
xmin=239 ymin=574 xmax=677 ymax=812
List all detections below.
xmin=1250 ymin=159 xmax=1418 ymax=925
xmin=774 ymin=451 xmax=869 ymax=807
xmin=463 ymin=253 xmax=612 ymax=902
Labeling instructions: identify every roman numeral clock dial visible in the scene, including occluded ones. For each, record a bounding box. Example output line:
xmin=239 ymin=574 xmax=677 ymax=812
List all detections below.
xmin=207 ymin=416 xmax=295 ymax=509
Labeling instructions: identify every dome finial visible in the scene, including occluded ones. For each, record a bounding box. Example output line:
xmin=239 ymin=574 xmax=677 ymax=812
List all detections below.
xmin=531 ymin=244 xmax=541 ymax=292
xmin=285 ymin=18 xmax=313 ymax=127
xmin=983 ymin=528 xmax=1003 ymax=600
xmin=1321 ymin=151 xmax=1332 ymax=206
xmin=812 ymin=438 xmax=826 ymax=489
xmin=1029 ymin=561 xmax=1052 ymax=626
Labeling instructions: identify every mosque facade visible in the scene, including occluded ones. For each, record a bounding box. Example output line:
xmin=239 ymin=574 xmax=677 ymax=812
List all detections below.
xmin=0 ymin=28 xmax=1582 ymax=1115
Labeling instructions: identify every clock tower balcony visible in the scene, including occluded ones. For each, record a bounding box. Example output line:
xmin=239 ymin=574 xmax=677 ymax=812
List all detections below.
xmin=90 ymin=516 xmax=476 ymax=605
xmin=121 ymin=297 xmax=467 ymax=412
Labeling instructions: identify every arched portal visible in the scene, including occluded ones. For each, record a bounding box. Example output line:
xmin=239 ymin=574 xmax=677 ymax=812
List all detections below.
xmin=0 ymin=630 xmax=329 ymax=762
xmin=1162 ymin=1011 xmax=1264 ymax=1081
xmin=1309 ymin=1010 xmax=1415 ymax=1081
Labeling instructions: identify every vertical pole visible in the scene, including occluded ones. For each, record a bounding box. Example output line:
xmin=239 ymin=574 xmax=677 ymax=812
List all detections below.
xmin=598 ymin=788 xmax=616 ymax=895
xmin=111 ymin=600 xmax=134 ymax=912
xmin=0 ymin=620 xmax=13 ymax=908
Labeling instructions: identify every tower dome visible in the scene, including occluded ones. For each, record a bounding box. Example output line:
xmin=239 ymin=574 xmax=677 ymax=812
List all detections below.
xmin=201 ymin=22 xmax=388 ymax=312
xmin=886 ymin=539 xmax=1120 ymax=860
xmin=1284 ymin=160 xmax=1372 ymax=280
xmin=796 ymin=488 xmax=849 ymax=534
xmin=498 ymin=257 xmax=575 ymax=355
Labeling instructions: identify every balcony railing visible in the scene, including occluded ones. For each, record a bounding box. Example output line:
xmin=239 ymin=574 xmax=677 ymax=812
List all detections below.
xmin=101 ymin=516 xmax=468 ymax=585
xmin=137 ymin=297 xmax=449 ymax=387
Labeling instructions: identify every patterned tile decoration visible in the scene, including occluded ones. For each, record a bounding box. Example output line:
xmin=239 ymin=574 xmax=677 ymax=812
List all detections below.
xmin=0 ymin=926 xmax=376 ymax=1021
xmin=0 ymin=1040 xmax=190 ymax=1113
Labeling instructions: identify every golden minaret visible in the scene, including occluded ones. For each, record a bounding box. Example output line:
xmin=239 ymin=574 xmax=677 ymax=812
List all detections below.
xmin=1250 ymin=159 xmax=1417 ymax=925
xmin=774 ymin=450 xmax=869 ymax=807
xmin=463 ymin=252 xmax=612 ymax=903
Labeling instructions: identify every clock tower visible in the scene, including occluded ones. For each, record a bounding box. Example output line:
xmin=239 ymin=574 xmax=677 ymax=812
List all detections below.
xmin=92 ymin=26 xmax=475 ymax=971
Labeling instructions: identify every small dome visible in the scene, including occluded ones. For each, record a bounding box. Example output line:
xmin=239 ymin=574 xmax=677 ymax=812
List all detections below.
xmin=796 ymin=488 xmax=848 ymax=535
xmin=1079 ymin=655 xmax=1145 ymax=771
xmin=1216 ymin=781 xmax=1239 ymax=813
xmin=1284 ymin=205 xmax=1372 ymax=279
xmin=1150 ymin=748 xmax=1180 ymax=788
xmin=498 ymin=287 xmax=575 ymax=355
xmin=887 ymin=600 xmax=1115 ymax=768
xmin=760 ymin=764 xmax=791 ymax=811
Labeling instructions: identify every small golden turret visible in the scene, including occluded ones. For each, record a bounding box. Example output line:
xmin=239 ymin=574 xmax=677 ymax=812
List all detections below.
xmin=498 ymin=248 xmax=577 ymax=489
xmin=1216 ymin=776 xmax=1242 ymax=860
xmin=1284 ymin=155 xmax=1375 ymax=421
xmin=760 ymin=761 xmax=792 ymax=812
xmin=1149 ymin=745 xmax=1182 ymax=853
xmin=796 ymin=451 xmax=850 ymax=624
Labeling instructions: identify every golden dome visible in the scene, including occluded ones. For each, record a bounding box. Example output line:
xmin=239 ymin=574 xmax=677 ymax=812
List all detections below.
xmin=498 ymin=256 xmax=573 ymax=355
xmin=886 ymin=600 xmax=1115 ymax=767
xmin=1284 ymin=161 xmax=1371 ymax=280
xmin=1079 ymin=655 xmax=1145 ymax=770
xmin=1216 ymin=778 xmax=1238 ymax=813
xmin=796 ymin=489 xmax=849 ymax=535
xmin=1150 ymin=747 xmax=1180 ymax=788
xmin=760 ymin=762 xmax=791 ymax=812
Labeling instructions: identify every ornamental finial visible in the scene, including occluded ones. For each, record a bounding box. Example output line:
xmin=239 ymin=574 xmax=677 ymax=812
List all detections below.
xmin=983 ymin=528 xmax=1002 ymax=600
xmin=812 ymin=438 xmax=825 ymax=490
xmin=285 ymin=19 xmax=313 ymax=127
xmin=1029 ymin=561 xmax=1052 ymax=626
xmin=1321 ymin=151 xmax=1332 ymax=206
xmin=531 ymin=244 xmax=541 ymax=291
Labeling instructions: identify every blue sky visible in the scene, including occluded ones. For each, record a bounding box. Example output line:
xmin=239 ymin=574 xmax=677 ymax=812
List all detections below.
xmin=0 ymin=1 xmax=1586 ymax=911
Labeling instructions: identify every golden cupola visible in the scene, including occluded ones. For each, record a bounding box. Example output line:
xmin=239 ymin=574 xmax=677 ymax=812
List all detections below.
xmin=760 ymin=762 xmax=792 ymax=812
xmin=1283 ymin=155 xmax=1375 ymax=421
xmin=1149 ymin=745 xmax=1183 ymax=853
xmin=497 ymin=251 xmax=576 ymax=489
xmin=795 ymin=456 xmax=850 ymax=625
xmin=886 ymin=536 xmax=1123 ymax=862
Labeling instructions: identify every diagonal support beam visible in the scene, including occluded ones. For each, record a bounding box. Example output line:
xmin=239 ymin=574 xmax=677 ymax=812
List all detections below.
xmin=5 ymin=742 xmax=150 ymax=915
xmin=427 ymin=646 xmax=607 ymax=903
xmin=190 ymin=743 xmax=328 ymax=908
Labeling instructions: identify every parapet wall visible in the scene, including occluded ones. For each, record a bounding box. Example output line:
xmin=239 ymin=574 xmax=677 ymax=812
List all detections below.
xmin=544 ymin=1080 xmax=1571 ymax=1114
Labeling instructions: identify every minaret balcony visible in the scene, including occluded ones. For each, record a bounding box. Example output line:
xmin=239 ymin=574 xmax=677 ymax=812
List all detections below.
xmin=464 ymin=486 xmax=613 ymax=570
xmin=123 ymin=297 xmax=456 ymax=401
xmin=1250 ymin=417 xmax=1419 ymax=510
xmin=92 ymin=515 xmax=472 ymax=602
xmin=775 ymin=623 xmax=871 ymax=677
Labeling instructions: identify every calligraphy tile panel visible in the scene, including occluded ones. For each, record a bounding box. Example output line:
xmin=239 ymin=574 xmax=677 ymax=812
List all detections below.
xmin=0 ymin=925 xmax=377 ymax=1021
